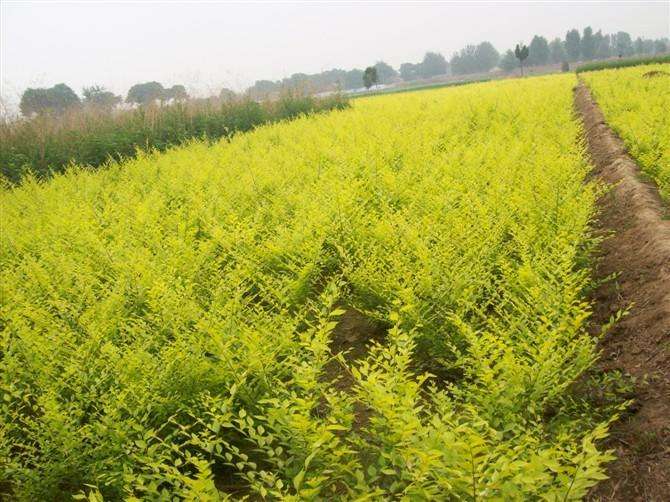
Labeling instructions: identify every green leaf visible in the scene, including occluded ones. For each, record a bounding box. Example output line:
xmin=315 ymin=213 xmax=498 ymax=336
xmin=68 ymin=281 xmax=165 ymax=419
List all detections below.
xmin=293 ymin=470 xmax=305 ymax=491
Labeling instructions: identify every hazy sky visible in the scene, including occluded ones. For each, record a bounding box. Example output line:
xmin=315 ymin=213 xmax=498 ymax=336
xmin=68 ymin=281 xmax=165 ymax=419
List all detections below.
xmin=2 ymin=1 xmax=669 ymax=107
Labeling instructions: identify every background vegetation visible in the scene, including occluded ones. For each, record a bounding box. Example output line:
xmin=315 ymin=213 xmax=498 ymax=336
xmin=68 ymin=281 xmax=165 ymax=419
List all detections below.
xmin=1 ymin=93 xmax=348 ymax=184
xmin=244 ymin=25 xmax=668 ymax=95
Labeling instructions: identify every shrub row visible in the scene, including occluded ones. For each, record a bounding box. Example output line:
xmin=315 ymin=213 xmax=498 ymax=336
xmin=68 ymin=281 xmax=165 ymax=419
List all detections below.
xmin=576 ymin=53 xmax=670 ymax=73
xmin=582 ymin=64 xmax=670 ymax=200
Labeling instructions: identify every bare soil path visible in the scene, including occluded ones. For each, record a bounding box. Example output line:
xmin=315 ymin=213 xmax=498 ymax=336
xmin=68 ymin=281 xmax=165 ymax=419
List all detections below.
xmin=574 ymin=83 xmax=670 ymax=501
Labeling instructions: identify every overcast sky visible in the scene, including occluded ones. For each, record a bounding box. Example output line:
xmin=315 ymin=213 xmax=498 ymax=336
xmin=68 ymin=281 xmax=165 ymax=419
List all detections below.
xmin=2 ymin=1 xmax=669 ymax=108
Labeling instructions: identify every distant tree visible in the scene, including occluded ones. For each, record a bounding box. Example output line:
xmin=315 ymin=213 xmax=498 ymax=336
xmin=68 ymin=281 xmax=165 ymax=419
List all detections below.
xmin=596 ymin=33 xmax=612 ymax=59
xmin=474 ymin=42 xmax=499 ymax=71
xmin=549 ymin=38 xmax=566 ymax=64
xmin=363 ymin=66 xmax=379 ymax=89
xmin=450 ymin=42 xmax=499 ymax=75
xmin=500 ymin=50 xmax=518 ymax=71
xmin=245 ymin=69 xmax=350 ymax=95
xmin=82 ymin=85 xmax=121 ymax=110
xmin=282 ymin=73 xmax=310 ymax=90
xmin=565 ymin=29 xmax=581 ymax=61
xmin=514 ymin=44 xmax=529 ymax=75
xmin=219 ymin=88 xmax=237 ymax=102
xmin=19 ymin=88 xmax=50 ymax=116
xmin=373 ymin=61 xmax=397 ymax=84
xmin=247 ymin=79 xmax=280 ymax=98
xmin=527 ymin=35 xmax=550 ymax=66
xmin=164 ymin=84 xmax=188 ymax=102
xmin=418 ymin=52 xmax=449 ymax=78
xmin=581 ymin=26 xmax=596 ymax=60
xmin=49 ymin=84 xmax=81 ymax=113
xmin=52 ymin=84 xmax=81 ymax=111
xmin=450 ymin=45 xmax=477 ymax=75
xmin=126 ymin=81 xmax=165 ymax=105
xmin=315 ymin=69 xmax=347 ymax=91
xmin=399 ymin=62 xmax=419 ymax=81
xmin=614 ymin=31 xmax=633 ymax=57
xmin=593 ymin=30 xmax=607 ymax=59
xmin=633 ymin=37 xmax=655 ymax=55
xmin=641 ymin=39 xmax=654 ymax=54
xmin=449 ymin=51 xmax=464 ymax=75
xmin=20 ymin=83 xmax=80 ymax=116
xmin=344 ymin=69 xmax=364 ymax=89
xmin=654 ymin=38 xmax=668 ymax=54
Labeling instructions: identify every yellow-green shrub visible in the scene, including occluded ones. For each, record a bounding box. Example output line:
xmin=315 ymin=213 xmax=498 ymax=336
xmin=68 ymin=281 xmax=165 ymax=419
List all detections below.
xmin=1 ymin=74 xmax=619 ymax=500
xmin=582 ymin=63 xmax=670 ymax=200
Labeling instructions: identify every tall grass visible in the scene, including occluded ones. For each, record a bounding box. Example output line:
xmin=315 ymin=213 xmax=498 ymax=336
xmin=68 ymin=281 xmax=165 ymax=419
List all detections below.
xmin=0 ymin=93 xmax=348 ymax=184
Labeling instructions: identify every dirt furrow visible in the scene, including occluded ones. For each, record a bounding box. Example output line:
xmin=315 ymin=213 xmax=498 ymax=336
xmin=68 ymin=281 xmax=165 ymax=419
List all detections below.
xmin=574 ymin=82 xmax=670 ymax=501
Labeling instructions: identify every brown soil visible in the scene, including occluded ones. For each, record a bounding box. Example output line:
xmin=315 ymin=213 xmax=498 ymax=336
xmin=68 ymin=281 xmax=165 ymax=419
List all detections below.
xmin=574 ymin=83 xmax=670 ymax=501
xmin=329 ymin=308 xmax=387 ymax=373
xmin=322 ymin=308 xmax=387 ymax=428
xmin=642 ymin=70 xmax=670 ymax=78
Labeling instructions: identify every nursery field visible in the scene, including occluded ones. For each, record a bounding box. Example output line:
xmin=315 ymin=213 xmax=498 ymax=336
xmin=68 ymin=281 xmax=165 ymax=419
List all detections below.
xmin=581 ymin=63 xmax=670 ymax=200
xmin=1 ymin=75 xmax=622 ymax=500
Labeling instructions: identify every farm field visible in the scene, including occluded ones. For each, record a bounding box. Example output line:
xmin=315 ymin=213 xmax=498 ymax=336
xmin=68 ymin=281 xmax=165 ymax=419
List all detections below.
xmin=581 ymin=64 xmax=670 ymax=201
xmin=1 ymin=75 xmax=623 ymax=500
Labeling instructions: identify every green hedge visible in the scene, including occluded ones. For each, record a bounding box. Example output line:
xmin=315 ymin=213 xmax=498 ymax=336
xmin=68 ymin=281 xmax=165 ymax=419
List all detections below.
xmin=576 ymin=53 xmax=670 ymax=73
xmin=0 ymin=94 xmax=349 ymax=184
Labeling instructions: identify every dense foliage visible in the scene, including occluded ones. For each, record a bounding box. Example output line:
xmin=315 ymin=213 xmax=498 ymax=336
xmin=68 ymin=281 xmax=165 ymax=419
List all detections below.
xmin=19 ymin=83 xmax=81 ymax=116
xmin=82 ymin=86 xmax=122 ymax=110
xmin=1 ymin=75 xmax=621 ymax=500
xmin=450 ymin=42 xmax=500 ymax=75
xmin=0 ymin=94 xmax=348 ymax=184
xmin=125 ymin=82 xmax=189 ymax=105
xmin=582 ymin=63 xmax=670 ymax=200
xmin=398 ymin=52 xmax=450 ymax=81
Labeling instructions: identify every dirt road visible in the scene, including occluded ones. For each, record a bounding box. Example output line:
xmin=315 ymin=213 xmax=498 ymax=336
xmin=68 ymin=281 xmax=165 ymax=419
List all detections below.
xmin=575 ymin=83 xmax=670 ymax=501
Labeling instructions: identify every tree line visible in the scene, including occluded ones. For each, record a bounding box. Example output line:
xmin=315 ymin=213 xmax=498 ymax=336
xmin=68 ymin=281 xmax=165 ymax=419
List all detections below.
xmin=19 ymin=82 xmax=189 ymax=117
xmin=498 ymin=28 xmax=668 ymax=72
xmin=246 ymin=26 xmax=668 ymax=95
xmin=16 ymin=26 xmax=669 ymax=117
